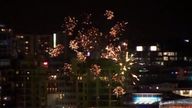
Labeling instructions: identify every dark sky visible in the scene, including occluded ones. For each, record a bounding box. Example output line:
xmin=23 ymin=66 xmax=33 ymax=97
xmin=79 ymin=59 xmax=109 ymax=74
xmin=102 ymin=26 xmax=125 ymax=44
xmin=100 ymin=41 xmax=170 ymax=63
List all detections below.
xmin=1 ymin=0 xmax=192 ymax=40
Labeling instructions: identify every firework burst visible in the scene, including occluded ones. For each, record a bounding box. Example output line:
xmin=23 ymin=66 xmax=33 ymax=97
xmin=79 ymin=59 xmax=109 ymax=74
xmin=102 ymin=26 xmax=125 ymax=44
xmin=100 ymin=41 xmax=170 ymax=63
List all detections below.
xmin=77 ymin=52 xmax=86 ymax=62
xmin=109 ymin=21 xmax=128 ymax=38
xmin=90 ymin=64 xmax=101 ymax=76
xmin=69 ymin=40 xmax=79 ymax=51
xmin=104 ymin=10 xmax=114 ymax=20
xmin=113 ymin=86 xmax=126 ymax=97
xmin=49 ymin=44 xmax=64 ymax=57
xmin=63 ymin=16 xmax=78 ymax=36
xmin=101 ymin=44 xmax=121 ymax=61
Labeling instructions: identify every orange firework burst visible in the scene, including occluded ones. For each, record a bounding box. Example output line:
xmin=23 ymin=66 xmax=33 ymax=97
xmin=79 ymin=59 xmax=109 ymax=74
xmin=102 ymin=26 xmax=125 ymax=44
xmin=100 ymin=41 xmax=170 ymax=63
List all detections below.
xmin=77 ymin=52 xmax=86 ymax=62
xmin=90 ymin=64 xmax=101 ymax=76
xmin=63 ymin=16 xmax=78 ymax=36
xmin=69 ymin=40 xmax=79 ymax=51
xmin=49 ymin=44 xmax=64 ymax=57
xmin=101 ymin=44 xmax=121 ymax=61
xmin=109 ymin=21 xmax=128 ymax=37
xmin=78 ymin=27 xmax=102 ymax=51
xmin=113 ymin=86 xmax=126 ymax=97
xmin=104 ymin=10 xmax=114 ymax=20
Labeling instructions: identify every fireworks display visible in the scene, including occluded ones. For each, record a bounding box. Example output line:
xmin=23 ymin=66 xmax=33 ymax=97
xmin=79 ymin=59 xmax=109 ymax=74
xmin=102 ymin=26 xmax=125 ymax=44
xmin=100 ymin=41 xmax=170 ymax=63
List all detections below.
xmin=104 ymin=10 xmax=114 ymax=20
xmin=90 ymin=64 xmax=101 ymax=76
xmin=48 ymin=10 xmax=139 ymax=98
xmin=69 ymin=40 xmax=79 ymax=51
xmin=113 ymin=86 xmax=126 ymax=97
xmin=63 ymin=16 xmax=78 ymax=36
xmin=49 ymin=44 xmax=64 ymax=57
xmin=77 ymin=52 xmax=86 ymax=62
xmin=109 ymin=21 xmax=128 ymax=38
xmin=101 ymin=44 xmax=121 ymax=61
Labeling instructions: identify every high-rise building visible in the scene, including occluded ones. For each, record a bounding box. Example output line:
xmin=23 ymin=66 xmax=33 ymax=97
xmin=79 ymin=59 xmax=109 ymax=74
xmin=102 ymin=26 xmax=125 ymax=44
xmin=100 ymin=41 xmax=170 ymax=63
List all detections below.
xmin=0 ymin=24 xmax=16 ymax=107
xmin=14 ymin=34 xmax=51 ymax=108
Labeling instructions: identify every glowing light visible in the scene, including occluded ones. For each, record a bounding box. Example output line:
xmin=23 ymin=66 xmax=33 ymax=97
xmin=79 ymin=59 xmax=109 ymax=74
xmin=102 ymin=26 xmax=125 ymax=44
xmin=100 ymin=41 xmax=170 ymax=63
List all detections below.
xmin=25 ymin=41 xmax=29 ymax=44
xmin=49 ymin=75 xmax=57 ymax=80
xmin=136 ymin=46 xmax=143 ymax=51
xmin=43 ymin=61 xmax=48 ymax=66
xmin=53 ymin=33 xmax=57 ymax=48
xmin=150 ymin=46 xmax=157 ymax=51
xmin=132 ymin=74 xmax=140 ymax=81
xmin=173 ymin=90 xmax=192 ymax=97
xmin=133 ymin=96 xmax=161 ymax=104
xmin=184 ymin=39 xmax=190 ymax=43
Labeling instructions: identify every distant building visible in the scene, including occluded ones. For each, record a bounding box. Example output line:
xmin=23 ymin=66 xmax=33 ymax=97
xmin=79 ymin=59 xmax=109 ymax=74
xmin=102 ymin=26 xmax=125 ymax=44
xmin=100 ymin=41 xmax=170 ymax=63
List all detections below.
xmin=0 ymin=24 xmax=15 ymax=107
xmin=14 ymin=34 xmax=51 ymax=108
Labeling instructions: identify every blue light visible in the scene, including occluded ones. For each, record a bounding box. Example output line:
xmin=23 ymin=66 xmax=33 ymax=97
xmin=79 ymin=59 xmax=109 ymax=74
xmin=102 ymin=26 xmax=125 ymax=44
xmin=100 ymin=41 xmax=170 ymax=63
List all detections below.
xmin=133 ymin=96 xmax=161 ymax=104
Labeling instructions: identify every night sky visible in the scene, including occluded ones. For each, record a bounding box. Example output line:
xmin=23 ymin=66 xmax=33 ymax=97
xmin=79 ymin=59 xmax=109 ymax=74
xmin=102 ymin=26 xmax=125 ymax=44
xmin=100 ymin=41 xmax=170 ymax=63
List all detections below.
xmin=1 ymin=0 xmax=192 ymax=41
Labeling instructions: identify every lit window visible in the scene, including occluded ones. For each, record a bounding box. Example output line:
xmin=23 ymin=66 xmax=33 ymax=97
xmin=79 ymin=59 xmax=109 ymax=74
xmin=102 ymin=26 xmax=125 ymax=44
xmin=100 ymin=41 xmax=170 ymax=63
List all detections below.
xmin=16 ymin=71 xmax=19 ymax=74
xmin=25 ymin=47 xmax=29 ymax=50
xmin=163 ymin=52 xmax=167 ymax=56
xmin=184 ymin=57 xmax=188 ymax=61
xmin=1 ymin=28 xmax=5 ymax=31
xmin=150 ymin=46 xmax=157 ymax=51
xmin=25 ymin=41 xmax=29 ymax=44
xmin=27 ymin=71 xmax=30 ymax=74
xmin=163 ymin=56 xmax=168 ymax=61
xmin=168 ymin=52 xmax=175 ymax=56
xmin=136 ymin=46 xmax=143 ymax=51
xmin=78 ymin=76 xmax=83 ymax=80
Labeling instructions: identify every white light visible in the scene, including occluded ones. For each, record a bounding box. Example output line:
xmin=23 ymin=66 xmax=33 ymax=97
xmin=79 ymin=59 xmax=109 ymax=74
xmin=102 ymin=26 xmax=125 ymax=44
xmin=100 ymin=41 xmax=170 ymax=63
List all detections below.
xmin=150 ymin=46 xmax=157 ymax=51
xmin=25 ymin=41 xmax=29 ymax=44
xmin=156 ymin=86 xmax=159 ymax=90
xmin=133 ymin=97 xmax=161 ymax=104
xmin=136 ymin=46 xmax=143 ymax=52
xmin=3 ymin=97 xmax=8 ymax=100
xmin=184 ymin=39 xmax=189 ymax=43
xmin=122 ymin=42 xmax=127 ymax=46
xmin=53 ymin=33 xmax=57 ymax=48
xmin=87 ymin=52 xmax=90 ymax=56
